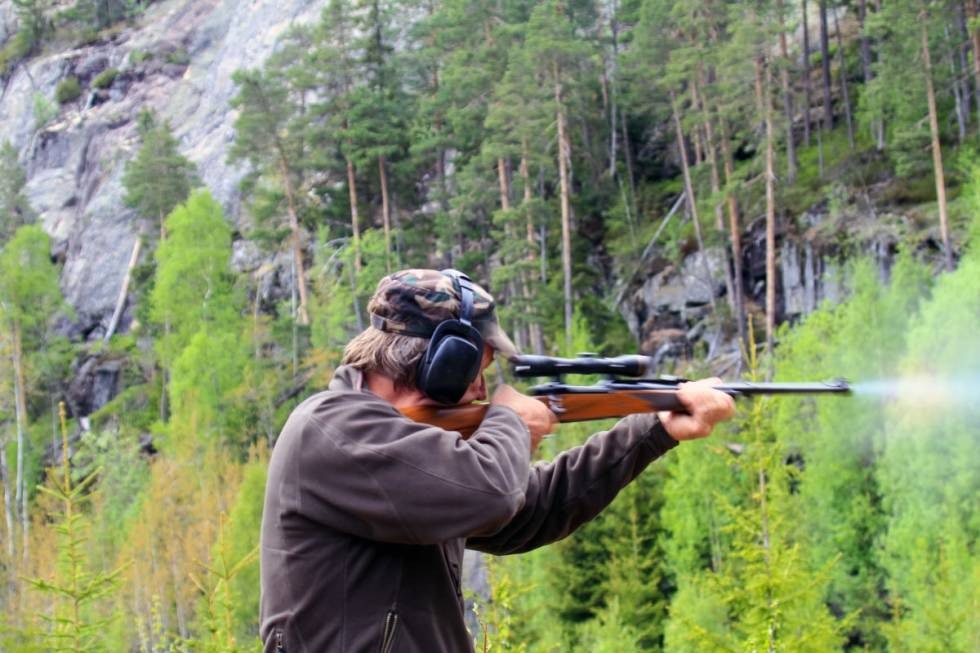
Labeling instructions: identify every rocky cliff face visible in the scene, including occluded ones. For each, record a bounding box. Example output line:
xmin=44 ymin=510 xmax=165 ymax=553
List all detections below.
xmin=0 ymin=0 xmax=321 ymax=341
xmin=616 ymin=201 xmax=926 ymax=374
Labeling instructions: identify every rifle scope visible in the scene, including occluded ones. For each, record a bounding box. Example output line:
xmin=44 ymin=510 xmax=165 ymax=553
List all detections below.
xmin=511 ymin=354 xmax=652 ymax=378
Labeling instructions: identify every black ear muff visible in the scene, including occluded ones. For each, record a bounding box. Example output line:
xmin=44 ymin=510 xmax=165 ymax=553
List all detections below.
xmin=416 ymin=320 xmax=484 ymax=404
xmin=416 ymin=270 xmax=485 ymax=404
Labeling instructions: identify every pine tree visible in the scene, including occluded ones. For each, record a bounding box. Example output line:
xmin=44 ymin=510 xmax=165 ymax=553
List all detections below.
xmin=310 ymin=0 xmax=365 ymax=274
xmin=524 ymin=0 xmax=594 ymax=354
xmin=230 ymin=31 xmax=317 ymax=325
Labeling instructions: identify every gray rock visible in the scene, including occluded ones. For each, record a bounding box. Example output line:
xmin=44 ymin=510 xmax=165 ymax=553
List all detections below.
xmin=0 ymin=0 xmax=324 ymax=341
xmin=231 ymin=239 xmax=264 ymax=274
xmin=0 ymin=2 xmax=16 ymax=44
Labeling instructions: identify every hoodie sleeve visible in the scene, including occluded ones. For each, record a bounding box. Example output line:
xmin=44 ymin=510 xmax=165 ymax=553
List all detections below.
xmin=287 ymin=394 xmax=532 ymax=545
xmin=466 ymin=414 xmax=677 ymax=555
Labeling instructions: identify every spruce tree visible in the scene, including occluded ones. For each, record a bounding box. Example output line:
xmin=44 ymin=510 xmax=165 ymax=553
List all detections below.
xmin=25 ymin=403 xmax=124 ymax=653
xmin=122 ymin=110 xmax=197 ymax=237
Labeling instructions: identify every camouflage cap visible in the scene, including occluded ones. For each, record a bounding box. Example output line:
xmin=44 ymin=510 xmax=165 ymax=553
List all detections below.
xmin=367 ymin=269 xmax=519 ymax=359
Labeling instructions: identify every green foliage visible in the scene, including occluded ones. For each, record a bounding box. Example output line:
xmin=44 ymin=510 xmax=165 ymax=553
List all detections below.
xmin=150 ymin=190 xmax=238 ymax=363
xmin=66 ymin=0 xmax=151 ymax=31
xmin=768 ymin=206 xmax=970 ymax=649
xmin=150 ymin=190 xmax=249 ymax=447
xmin=72 ymin=427 xmax=149 ymax=559
xmin=0 ymin=1 xmax=49 ymax=75
xmin=25 ymin=404 xmax=125 ymax=652
xmin=190 ymin=509 xmax=261 ymax=653
xmin=12 ymin=1 xmax=980 ymax=649
xmin=0 ymin=225 xmax=63 ymax=334
xmin=128 ymin=48 xmax=151 ymax=64
xmin=875 ymin=200 xmax=980 ymax=650
xmin=0 ymin=142 xmax=36 ymax=243
xmin=221 ymin=458 xmax=267 ymax=647
xmin=55 ymin=77 xmax=82 ymax=104
xmin=164 ymin=48 xmax=189 ymax=66
xmin=32 ymin=91 xmax=59 ymax=128
xmin=91 ymin=67 xmax=117 ymax=89
xmin=310 ymin=228 xmax=389 ymax=355
xmin=123 ymin=109 xmax=198 ymax=229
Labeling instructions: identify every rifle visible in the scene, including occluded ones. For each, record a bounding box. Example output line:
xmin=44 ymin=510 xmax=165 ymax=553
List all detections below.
xmin=401 ymin=354 xmax=851 ymax=437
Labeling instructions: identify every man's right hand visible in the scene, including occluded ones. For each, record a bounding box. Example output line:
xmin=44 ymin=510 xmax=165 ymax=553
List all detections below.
xmin=491 ymin=384 xmax=557 ymax=452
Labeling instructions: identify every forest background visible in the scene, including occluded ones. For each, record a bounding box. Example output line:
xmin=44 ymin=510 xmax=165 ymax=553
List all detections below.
xmin=0 ymin=0 xmax=978 ymax=651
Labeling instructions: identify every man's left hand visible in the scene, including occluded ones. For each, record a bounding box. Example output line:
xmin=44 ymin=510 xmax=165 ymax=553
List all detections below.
xmin=657 ymin=377 xmax=736 ymax=441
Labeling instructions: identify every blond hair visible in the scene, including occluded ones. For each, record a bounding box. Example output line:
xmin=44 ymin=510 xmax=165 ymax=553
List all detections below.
xmin=342 ymin=327 xmax=428 ymax=389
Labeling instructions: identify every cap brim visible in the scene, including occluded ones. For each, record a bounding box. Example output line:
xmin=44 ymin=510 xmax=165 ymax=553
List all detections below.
xmin=480 ymin=322 xmax=520 ymax=360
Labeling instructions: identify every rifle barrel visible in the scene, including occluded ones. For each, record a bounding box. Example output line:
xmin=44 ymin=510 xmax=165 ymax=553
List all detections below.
xmin=716 ymin=379 xmax=851 ymax=395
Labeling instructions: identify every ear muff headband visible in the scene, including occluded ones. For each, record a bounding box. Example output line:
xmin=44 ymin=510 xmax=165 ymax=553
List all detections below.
xmin=415 ymin=271 xmax=485 ymax=405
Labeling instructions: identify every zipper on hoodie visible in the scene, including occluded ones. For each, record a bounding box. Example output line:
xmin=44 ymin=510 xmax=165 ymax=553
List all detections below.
xmin=379 ymin=604 xmax=399 ymax=653
xmin=274 ymin=627 xmax=285 ymax=653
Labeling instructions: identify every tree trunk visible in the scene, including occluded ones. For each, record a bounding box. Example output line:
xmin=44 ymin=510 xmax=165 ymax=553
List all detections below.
xmin=378 ymin=155 xmax=392 ymax=274
xmin=497 ymin=157 xmax=512 ymax=212
xmin=756 ymin=59 xmax=778 ymax=360
xmin=1 ymin=441 xmax=13 ymax=559
xmin=12 ymin=324 xmax=29 ymax=561
xmin=671 ymin=90 xmax=716 ymax=312
xmin=967 ymin=1 xmax=980 ymax=126
xmin=104 ymin=236 xmax=142 ymax=344
xmin=921 ymin=12 xmax=955 ymax=271
xmin=956 ymin=6 xmax=972 ymax=131
xmin=690 ymin=84 xmax=704 ymax=166
xmin=520 ymin=147 xmax=544 ymax=354
xmin=858 ymin=0 xmax=884 ymax=145
xmin=802 ymin=0 xmax=813 ymax=146
xmin=2 ymin=328 xmax=15 ymax=560
xmin=497 ymin=156 xmax=523 ymax=346
xmin=719 ymin=120 xmax=747 ymax=352
xmin=833 ymin=10 xmax=856 ymax=149
xmin=778 ymin=0 xmax=797 ymax=182
xmin=819 ymin=0 xmax=833 ymax=130
xmin=554 ymin=69 xmax=574 ymax=355
xmin=946 ymin=21 xmax=968 ymax=143
xmin=345 ymin=154 xmax=362 ymax=273
xmin=859 ymin=0 xmax=873 ymax=83
xmin=278 ymin=158 xmax=310 ymax=326
xmin=698 ymin=71 xmax=737 ymax=315
xmin=620 ymin=107 xmax=638 ymax=213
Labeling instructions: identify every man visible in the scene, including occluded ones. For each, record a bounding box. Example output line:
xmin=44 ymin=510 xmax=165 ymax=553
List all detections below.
xmin=260 ymin=269 xmax=734 ymax=653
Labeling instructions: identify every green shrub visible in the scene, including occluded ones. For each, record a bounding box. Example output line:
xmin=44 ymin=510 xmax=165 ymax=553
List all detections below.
xmin=92 ymin=67 xmax=118 ymax=89
xmin=129 ymin=49 xmax=151 ymax=64
xmin=32 ymin=92 xmax=58 ymax=127
xmin=55 ymin=76 xmax=82 ymax=104
xmin=164 ymin=48 xmax=189 ymax=66
xmin=0 ymin=30 xmax=36 ymax=76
